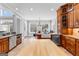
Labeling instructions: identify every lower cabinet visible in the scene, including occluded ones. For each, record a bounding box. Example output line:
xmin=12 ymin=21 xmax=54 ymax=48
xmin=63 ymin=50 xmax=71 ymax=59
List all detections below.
xmin=60 ymin=35 xmax=79 ymax=56
xmin=0 ymin=34 xmax=22 ymax=54
xmin=60 ymin=35 xmax=66 ymax=48
xmin=65 ymin=37 xmax=76 ymax=55
xmin=0 ymin=38 xmax=9 ymax=53
xmin=76 ymin=39 xmax=79 ymax=56
xmin=0 ymin=40 xmax=2 ymax=53
xmin=60 ymin=35 xmax=76 ymax=55
xmin=3 ymin=39 xmax=9 ymax=53
xmin=16 ymin=34 xmax=22 ymax=46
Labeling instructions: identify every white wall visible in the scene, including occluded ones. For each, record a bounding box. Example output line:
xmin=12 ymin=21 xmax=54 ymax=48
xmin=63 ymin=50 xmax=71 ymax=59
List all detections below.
xmin=20 ymin=18 xmax=26 ymax=39
xmin=50 ymin=11 xmax=57 ymax=33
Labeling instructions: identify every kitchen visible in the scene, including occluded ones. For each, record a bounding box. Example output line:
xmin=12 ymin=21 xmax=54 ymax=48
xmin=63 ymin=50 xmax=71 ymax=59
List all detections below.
xmin=0 ymin=7 xmax=22 ymax=55
xmin=1 ymin=3 xmax=79 ymax=56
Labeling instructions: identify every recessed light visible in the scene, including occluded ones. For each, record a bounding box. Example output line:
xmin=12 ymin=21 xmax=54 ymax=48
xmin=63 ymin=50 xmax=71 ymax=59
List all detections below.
xmin=30 ymin=8 xmax=33 ymax=11
xmin=50 ymin=8 xmax=54 ymax=11
xmin=16 ymin=8 xmax=18 ymax=10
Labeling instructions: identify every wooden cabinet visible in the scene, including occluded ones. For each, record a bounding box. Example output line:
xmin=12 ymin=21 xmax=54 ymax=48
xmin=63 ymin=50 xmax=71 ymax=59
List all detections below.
xmin=67 ymin=28 xmax=73 ymax=35
xmin=57 ymin=4 xmax=79 ymax=34
xmin=74 ymin=4 xmax=79 ymax=28
xmin=60 ymin=35 xmax=66 ymax=48
xmin=57 ymin=15 xmax=62 ymax=33
xmin=65 ymin=37 xmax=76 ymax=55
xmin=0 ymin=34 xmax=22 ymax=54
xmin=0 ymin=40 xmax=2 ymax=53
xmin=61 ymin=14 xmax=68 ymax=28
xmin=57 ymin=8 xmax=62 ymax=17
xmin=16 ymin=34 xmax=22 ymax=45
xmin=0 ymin=37 xmax=9 ymax=53
xmin=57 ymin=3 xmax=74 ymax=34
xmin=76 ymin=39 xmax=79 ymax=56
xmin=68 ymin=10 xmax=74 ymax=28
xmin=57 ymin=8 xmax=62 ymax=34
xmin=60 ymin=35 xmax=76 ymax=55
xmin=58 ymin=3 xmax=79 ymax=56
xmin=16 ymin=38 xmax=21 ymax=45
xmin=62 ymin=28 xmax=68 ymax=34
xmin=3 ymin=38 xmax=9 ymax=53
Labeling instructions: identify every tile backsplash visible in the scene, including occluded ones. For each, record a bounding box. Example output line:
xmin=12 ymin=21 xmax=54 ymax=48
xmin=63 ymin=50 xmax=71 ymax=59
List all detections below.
xmin=73 ymin=28 xmax=79 ymax=36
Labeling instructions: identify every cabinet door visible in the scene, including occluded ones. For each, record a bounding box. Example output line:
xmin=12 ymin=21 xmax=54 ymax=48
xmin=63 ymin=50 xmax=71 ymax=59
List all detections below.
xmin=68 ymin=10 xmax=74 ymax=28
xmin=57 ymin=8 xmax=62 ymax=17
xmin=57 ymin=16 xmax=62 ymax=33
xmin=65 ymin=37 xmax=75 ymax=55
xmin=62 ymin=14 xmax=68 ymax=28
xmin=0 ymin=40 xmax=2 ymax=53
xmin=16 ymin=38 xmax=20 ymax=45
xmin=60 ymin=35 xmax=66 ymax=48
xmin=3 ymin=41 xmax=9 ymax=53
xmin=69 ymin=43 xmax=75 ymax=55
xmin=74 ymin=4 xmax=79 ymax=28
xmin=76 ymin=39 xmax=79 ymax=56
xmin=57 ymin=9 xmax=62 ymax=34
xmin=2 ymin=38 xmax=9 ymax=53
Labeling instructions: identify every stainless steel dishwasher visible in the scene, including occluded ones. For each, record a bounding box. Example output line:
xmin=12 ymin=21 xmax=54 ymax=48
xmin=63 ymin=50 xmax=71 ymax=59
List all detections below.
xmin=9 ymin=35 xmax=16 ymax=50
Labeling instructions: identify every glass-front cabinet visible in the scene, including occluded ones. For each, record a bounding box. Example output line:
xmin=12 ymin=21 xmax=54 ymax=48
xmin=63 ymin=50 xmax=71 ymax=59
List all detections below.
xmin=74 ymin=4 xmax=79 ymax=28
xmin=62 ymin=14 xmax=68 ymax=28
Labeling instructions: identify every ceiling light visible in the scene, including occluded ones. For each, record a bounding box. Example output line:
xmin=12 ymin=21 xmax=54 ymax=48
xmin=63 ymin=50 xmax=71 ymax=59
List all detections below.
xmin=16 ymin=8 xmax=18 ymax=10
xmin=30 ymin=8 xmax=33 ymax=11
xmin=50 ymin=8 xmax=54 ymax=11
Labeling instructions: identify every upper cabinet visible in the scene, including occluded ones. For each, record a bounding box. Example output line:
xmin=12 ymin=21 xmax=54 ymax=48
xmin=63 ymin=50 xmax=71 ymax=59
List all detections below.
xmin=68 ymin=10 xmax=74 ymax=28
xmin=57 ymin=9 xmax=62 ymax=33
xmin=57 ymin=3 xmax=79 ymax=34
xmin=61 ymin=3 xmax=74 ymax=28
xmin=61 ymin=14 xmax=68 ymax=28
xmin=74 ymin=4 xmax=79 ymax=28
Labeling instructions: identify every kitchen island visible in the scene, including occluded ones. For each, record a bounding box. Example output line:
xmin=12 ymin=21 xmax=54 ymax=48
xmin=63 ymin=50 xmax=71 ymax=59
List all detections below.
xmin=0 ymin=34 xmax=22 ymax=55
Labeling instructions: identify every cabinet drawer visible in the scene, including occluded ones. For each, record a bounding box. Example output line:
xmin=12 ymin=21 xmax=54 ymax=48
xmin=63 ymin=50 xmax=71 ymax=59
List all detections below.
xmin=66 ymin=37 xmax=75 ymax=42
xmin=2 ymin=38 xmax=9 ymax=41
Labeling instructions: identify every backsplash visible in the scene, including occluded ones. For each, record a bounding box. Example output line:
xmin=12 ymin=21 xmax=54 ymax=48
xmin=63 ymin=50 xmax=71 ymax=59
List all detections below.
xmin=73 ymin=28 xmax=79 ymax=36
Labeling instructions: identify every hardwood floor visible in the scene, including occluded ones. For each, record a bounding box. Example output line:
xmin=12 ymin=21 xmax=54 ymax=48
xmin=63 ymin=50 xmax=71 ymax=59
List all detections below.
xmin=8 ymin=37 xmax=72 ymax=56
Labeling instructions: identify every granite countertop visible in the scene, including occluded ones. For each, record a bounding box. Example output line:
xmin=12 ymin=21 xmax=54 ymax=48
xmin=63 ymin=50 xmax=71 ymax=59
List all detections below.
xmin=62 ymin=34 xmax=79 ymax=39
xmin=36 ymin=33 xmax=59 ymax=35
xmin=0 ymin=35 xmax=15 ymax=39
xmin=51 ymin=33 xmax=60 ymax=35
xmin=0 ymin=34 xmax=21 ymax=39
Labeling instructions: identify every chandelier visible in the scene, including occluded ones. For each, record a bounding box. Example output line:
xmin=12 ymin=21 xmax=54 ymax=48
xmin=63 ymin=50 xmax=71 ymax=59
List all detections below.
xmin=38 ymin=17 xmax=41 ymax=26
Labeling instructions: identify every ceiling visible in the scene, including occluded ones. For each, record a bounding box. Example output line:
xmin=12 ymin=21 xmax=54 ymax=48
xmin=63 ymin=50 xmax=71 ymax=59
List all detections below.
xmin=1 ymin=3 xmax=64 ymax=20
